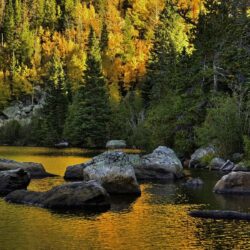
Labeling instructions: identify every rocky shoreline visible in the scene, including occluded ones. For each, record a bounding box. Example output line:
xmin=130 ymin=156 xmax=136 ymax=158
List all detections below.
xmin=0 ymin=143 xmax=250 ymax=219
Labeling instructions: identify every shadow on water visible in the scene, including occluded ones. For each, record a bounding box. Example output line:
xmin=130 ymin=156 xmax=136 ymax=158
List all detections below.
xmin=109 ymin=194 xmax=139 ymax=212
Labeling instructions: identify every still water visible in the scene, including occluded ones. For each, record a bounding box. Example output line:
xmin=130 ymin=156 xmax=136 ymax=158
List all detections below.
xmin=0 ymin=146 xmax=250 ymax=250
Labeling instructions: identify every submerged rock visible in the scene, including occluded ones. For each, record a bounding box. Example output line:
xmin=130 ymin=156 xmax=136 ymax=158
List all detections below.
xmin=134 ymin=146 xmax=183 ymax=180
xmin=106 ymin=140 xmax=126 ymax=149
xmin=0 ymin=159 xmax=55 ymax=178
xmin=190 ymin=210 xmax=250 ymax=221
xmin=183 ymin=178 xmax=204 ymax=187
xmin=5 ymin=180 xmax=110 ymax=211
xmin=0 ymin=169 xmax=30 ymax=196
xmin=214 ymin=172 xmax=250 ymax=194
xmin=189 ymin=146 xmax=216 ymax=168
xmin=83 ymin=151 xmax=141 ymax=195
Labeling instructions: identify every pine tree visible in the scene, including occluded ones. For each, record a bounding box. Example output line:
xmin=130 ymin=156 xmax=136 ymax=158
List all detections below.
xmin=64 ymin=28 xmax=110 ymax=147
xmin=41 ymin=55 xmax=68 ymax=145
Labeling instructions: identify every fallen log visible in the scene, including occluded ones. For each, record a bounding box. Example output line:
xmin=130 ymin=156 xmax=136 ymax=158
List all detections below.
xmin=189 ymin=210 xmax=250 ymax=221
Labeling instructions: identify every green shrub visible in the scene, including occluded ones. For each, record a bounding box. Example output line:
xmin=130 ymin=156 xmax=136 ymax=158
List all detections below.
xmin=200 ymin=152 xmax=217 ymax=167
xmin=196 ymin=96 xmax=243 ymax=158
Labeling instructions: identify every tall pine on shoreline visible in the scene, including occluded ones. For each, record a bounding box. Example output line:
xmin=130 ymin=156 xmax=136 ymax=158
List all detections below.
xmin=64 ymin=27 xmax=110 ymax=147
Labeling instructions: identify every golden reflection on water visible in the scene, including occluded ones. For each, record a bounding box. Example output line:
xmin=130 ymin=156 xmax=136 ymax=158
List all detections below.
xmin=0 ymin=146 xmax=250 ymax=250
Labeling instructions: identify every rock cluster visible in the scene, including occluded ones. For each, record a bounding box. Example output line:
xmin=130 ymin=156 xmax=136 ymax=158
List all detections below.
xmin=1 ymin=145 xmax=185 ymax=211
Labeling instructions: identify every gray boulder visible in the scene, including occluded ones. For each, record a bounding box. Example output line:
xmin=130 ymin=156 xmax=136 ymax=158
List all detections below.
xmin=134 ymin=146 xmax=183 ymax=180
xmin=0 ymin=169 xmax=30 ymax=196
xmin=208 ymin=157 xmax=226 ymax=170
xmin=83 ymin=151 xmax=141 ymax=195
xmin=189 ymin=146 xmax=216 ymax=168
xmin=5 ymin=180 xmax=110 ymax=210
xmin=220 ymin=160 xmax=235 ymax=171
xmin=106 ymin=140 xmax=126 ymax=149
xmin=214 ymin=172 xmax=250 ymax=194
xmin=0 ymin=159 xmax=55 ymax=178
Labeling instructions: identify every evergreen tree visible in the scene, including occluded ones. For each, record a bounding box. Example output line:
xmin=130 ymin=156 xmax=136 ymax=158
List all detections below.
xmin=41 ymin=55 xmax=68 ymax=145
xmin=64 ymin=28 xmax=110 ymax=147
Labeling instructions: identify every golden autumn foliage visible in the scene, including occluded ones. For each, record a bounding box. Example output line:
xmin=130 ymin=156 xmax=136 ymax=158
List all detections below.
xmin=0 ymin=0 xmax=203 ymax=106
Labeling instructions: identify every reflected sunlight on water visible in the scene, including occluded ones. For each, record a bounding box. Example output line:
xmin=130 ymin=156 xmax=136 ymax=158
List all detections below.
xmin=0 ymin=146 xmax=250 ymax=250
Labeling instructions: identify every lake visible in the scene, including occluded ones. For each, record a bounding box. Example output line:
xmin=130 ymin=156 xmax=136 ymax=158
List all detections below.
xmin=0 ymin=146 xmax=250 ymax=250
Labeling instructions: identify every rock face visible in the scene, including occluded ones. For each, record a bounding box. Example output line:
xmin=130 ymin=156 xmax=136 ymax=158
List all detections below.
xmin=208 ymin=157 xmax=226 ymax=170
xmin=106 ymin=140 xmax=126 ymax=149
xmin=0 ymin=87 xmax=46 ymax=128
xmin=189 ymin=146 xmax=216 ymax=168
xmin=214 ymin=172 xmax=250 ymax=194
xmin=83 ymin=151 xmax=141 ymax=195
xmin=0 ymin=159 xmax=55 ymax=178
xmin=134 ymin=146 xmax=183 ymax=180
xmin=5 ymin=180 xmax=110 ymax=210
xmin=0 ymin=169 xmax=30 ymax=196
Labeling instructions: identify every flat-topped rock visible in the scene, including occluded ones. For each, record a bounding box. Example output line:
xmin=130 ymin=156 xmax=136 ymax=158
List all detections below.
xmin=214 ymin=172 xmax=250 ymax=194
xmin=106 ymin=140 xmax=126 ymax=149
xmin=134 ymin=146 xmax=183 ymax=180
xmin=0 ymin=159 xmax=55 ymax=178
xmin=0 ymin=169 xmax=30 ymax=196
xmin=5 ymin=180 xmax=110 ymax=211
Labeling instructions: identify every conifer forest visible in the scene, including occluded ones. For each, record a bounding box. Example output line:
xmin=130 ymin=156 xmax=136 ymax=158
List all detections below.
xmin=0 ymin=0 xmax=249 ymax=159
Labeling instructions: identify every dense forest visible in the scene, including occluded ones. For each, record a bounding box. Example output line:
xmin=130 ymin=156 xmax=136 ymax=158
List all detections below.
xmin=0 ymin=0 xmax=249 ymax=159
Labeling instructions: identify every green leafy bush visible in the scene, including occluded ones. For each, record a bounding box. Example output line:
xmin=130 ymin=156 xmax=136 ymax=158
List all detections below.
xmin=196 ymin=96 xmax=243 ymax=158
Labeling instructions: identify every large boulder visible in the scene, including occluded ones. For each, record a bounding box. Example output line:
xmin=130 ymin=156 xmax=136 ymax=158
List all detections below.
xmin=214 ymin=172 xmax=250 ymax=194
xmin=83 ymin=151 xmax=141 ymax=195
xmin=134 ymin=146 xmax=183 ymax=180
xmin=106 ymin=140 xmax=126 ymax=149
xmin=189 ymin=146 xmax=216 ymax=168
xmin=208 ymin=157 xmax=226 ymax=170
xmin=0 ymin=169 xmax=30 ymax=196
xmin=0 ymin=159 xmax=55 ymax=178
xmin=5 ymin=180 xmax=110 ymax=211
